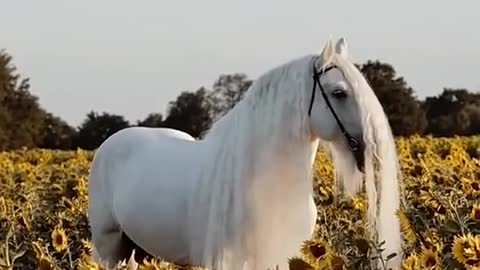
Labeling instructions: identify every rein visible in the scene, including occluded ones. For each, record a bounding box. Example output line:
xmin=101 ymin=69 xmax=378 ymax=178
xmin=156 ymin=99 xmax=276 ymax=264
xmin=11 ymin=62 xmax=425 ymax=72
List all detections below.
xmin=308 ymin=64 xmax=360 ymax=152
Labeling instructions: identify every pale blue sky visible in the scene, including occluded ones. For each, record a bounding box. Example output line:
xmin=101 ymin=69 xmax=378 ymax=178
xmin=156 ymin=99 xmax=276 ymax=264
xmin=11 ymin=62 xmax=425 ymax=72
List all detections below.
xmin=1 ymin=0 xmax=479 ymax=126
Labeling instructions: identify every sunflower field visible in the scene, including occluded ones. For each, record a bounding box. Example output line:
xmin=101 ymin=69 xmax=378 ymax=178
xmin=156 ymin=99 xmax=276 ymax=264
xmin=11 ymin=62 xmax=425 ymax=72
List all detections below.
xmin=0 ymin=135 xmax=479 ymax=270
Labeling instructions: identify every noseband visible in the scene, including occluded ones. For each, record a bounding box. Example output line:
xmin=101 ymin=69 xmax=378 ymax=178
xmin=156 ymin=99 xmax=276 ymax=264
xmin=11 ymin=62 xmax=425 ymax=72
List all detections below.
xmin=308 ymin=64 xmax=361 ymax=152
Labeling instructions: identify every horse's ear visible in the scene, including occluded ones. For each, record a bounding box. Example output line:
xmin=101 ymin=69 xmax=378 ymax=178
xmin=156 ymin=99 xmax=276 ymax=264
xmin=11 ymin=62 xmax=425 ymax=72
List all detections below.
xmin=335 ymin=37 xmax=349 ymax=58
xmin=320 ymin=36 xmax=335 ymax=65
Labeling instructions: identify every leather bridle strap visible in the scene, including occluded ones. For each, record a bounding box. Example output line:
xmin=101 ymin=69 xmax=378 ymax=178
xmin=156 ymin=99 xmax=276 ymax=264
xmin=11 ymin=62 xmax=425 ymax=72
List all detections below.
xmin=308 ymin=64 xmax=360 ymax=152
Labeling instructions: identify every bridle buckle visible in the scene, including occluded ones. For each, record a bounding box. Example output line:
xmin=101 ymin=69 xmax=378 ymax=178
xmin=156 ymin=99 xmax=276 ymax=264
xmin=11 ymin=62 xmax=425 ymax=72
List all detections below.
xmin=347 ymin=136 xmax=359 ymax=152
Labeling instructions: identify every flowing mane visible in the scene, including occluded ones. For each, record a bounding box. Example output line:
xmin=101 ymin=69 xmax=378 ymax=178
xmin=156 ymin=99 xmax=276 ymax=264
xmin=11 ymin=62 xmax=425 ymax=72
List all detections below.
xmin=204 ymin=55 xmax=316 ymax=143
xmin=188 ymin=55 xmax=322 ymax=269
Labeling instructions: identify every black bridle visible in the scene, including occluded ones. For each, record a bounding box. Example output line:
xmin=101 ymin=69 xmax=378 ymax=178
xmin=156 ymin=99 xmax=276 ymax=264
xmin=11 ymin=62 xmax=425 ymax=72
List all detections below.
xmin=308 ymin=64 xmax=361 ymax=152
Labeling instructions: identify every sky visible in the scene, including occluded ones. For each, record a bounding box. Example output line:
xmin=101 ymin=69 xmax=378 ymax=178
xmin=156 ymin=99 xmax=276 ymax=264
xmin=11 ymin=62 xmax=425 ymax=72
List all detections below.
xmin=1 ymin=0 xmax=479 ymax=126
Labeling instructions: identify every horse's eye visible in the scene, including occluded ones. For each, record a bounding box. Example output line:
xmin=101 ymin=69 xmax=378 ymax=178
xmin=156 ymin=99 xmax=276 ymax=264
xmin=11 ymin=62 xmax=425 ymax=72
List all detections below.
xmin=332 ymin=89 xmax=347 ymax=99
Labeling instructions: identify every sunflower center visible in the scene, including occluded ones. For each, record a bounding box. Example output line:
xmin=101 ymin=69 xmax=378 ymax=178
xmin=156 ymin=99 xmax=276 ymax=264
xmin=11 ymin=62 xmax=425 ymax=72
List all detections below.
xmin=55 ymin=235 xmax=64 ymax=245
xmin=425 ymin=256 xmax=437 ymax=267
xmin=310 ymin=244 xmax=326 ymax=258
xmin=472 ymin=182 xmax=479 ymax=190
xmin=474 ymin=209 xmax=480 ymax=220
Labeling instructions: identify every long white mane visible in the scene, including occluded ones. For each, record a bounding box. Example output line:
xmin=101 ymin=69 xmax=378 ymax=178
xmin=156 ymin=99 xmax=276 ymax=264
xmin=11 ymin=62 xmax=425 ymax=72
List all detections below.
xmin=185 ymin=45 xmax=403 ymax=269
xmin=187 ymin=55 xmax=320 ymax=270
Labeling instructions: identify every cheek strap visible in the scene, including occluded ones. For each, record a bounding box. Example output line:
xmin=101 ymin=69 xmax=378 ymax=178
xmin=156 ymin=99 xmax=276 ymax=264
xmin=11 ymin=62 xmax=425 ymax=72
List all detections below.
xmin=309 ymin=64 xmax=360 ymax=152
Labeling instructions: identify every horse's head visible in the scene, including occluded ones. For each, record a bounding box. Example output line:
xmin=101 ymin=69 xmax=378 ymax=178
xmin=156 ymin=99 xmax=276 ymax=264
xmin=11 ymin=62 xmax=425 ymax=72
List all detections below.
xmin=308 ymin=37 xmax=365 ymax=175
xmin=307 ymin=37 xmax=403 ymax=268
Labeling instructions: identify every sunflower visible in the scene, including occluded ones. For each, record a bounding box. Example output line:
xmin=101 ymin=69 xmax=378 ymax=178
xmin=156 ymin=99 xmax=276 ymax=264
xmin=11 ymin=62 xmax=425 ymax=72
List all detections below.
xmin=51 ymin=227 xmax=68 ymax=253
xmin=462 ymin=178 xmax=480 ymax=193
xmin=409 ymin=164 xmax=424 ymax=177
xmin=405 ymin=158 xmax=415 ymax=168
xmin=431 ymin=173 xmax=443 ymax=185
xmin=32 ymin=240 xmax=57 ymax=270
xmin=471 ymin=202 xmax=480 ymax=222
xmin=470 ymin=179 xmax=480 ymax=192
xmin=51 ymin=183 xmax=64 ymax=194
xmin=452 ymin=233 xmax=480 ymax=267
xmin=420 ymin=248 xmax=441 ymax=269
xmin=38 ymin=256 xmax=57 ymax=270
xmin=401 ymin=253 xmax=419 ymax=270
xmin=288 ymin=257 xmax=315 ymax=270
xmin=420 ymin=190 xmax=446 ymax=215
xmin=352 ymin=196 xmax=366 ymax=213
xmin=317 ymin=186 xmax=332 ymax=203
xmin=81 ymin=239 xmax=93 ymax=257
xmin=300 ymin=240 xmax=334 ymax=269
xmin=0 ymin=196 xmax=6 ymax=215
xmin=138 ymin=257 xmax=163 ymax=270
xmin=16 ymin=214 xmax=31 ymax=231
xmin=77 ymin=258 xmax=101 ymax=270
xmin=396 ymin=209 xmax=417 ymax=245
xmin=420 ymin=190 xmax=435 ymax=206
xmin=330 ymin=255 xmax=347 ymax=270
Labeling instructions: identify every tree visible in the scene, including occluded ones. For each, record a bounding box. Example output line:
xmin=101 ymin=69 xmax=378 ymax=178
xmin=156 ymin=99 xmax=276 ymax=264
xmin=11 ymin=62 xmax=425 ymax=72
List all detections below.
xmin=162 ymin=87 xmax=213 ymax=138
xmin=38 ymin=113 xmax=77 ymax=149
xmin=137 ymin=113 xmax=164 ymax=127
xmin=422 ymin=88 xmax=480 ymax=136
xmin=209 ymin=73 xmax=253 ymax=120
xmin=0 ymin=49 xmax=47 ymax=150
xmin=74 ymin=111 xmax=130 ymax=150
xmin=359 ymin=60 xmax=427 ymax=136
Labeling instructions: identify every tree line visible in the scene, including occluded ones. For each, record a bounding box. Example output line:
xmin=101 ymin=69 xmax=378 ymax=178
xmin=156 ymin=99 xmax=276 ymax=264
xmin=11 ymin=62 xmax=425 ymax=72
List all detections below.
xmin=1 ymin=49 xmax=479 ymax=151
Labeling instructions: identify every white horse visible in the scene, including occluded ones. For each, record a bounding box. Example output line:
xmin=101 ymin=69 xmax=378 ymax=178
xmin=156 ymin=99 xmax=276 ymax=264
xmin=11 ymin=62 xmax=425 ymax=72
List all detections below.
xmin=87 ymin=37 xmax=403 ymax=270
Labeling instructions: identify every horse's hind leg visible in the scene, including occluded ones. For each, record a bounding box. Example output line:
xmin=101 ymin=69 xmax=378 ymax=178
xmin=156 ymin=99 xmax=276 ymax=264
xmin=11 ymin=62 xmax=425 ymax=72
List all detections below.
xmin=91 ymin=229 xmax=129 ymax=267
xmin=90 ymin=207 xmax=153 ymax=267
xmin=119 ymin=231 xmax=155 ymax=263
xmin=88 ymin=144 xmax=139 ymax=267
xmin=89 ymin=183 xmax=133 ymax=266
xmin=88 ymin=135 xmax=154 ymax=267
xmin=93 ymin=230 xmax=154 ymax=265
xmin=89 ymin=187 xmax=130 ymax=266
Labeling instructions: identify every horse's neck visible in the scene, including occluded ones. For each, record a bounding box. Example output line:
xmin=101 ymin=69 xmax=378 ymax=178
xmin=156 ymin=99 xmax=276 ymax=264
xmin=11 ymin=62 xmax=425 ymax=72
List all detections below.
xmin=188 ymin=58 xmax=320 ymax=267
xmin=238 ymin=139 xmax=318 ymax=270
xmin=246 ymin=139 xmax=319 ymax=222
xmin=194 ymin=135 xmax=318 ymax=265
xmin=252 ymin=140 xmax=317 ymax=188
xmin=201 ymin=129 xmax=318 ymax=193
xmin=198 ymin=67 xmax=319 ymax=208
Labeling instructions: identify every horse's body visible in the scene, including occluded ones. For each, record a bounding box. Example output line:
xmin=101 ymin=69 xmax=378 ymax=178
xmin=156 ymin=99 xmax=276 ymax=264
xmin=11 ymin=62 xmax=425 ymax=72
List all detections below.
xmin=89 ymin=125 xmax=318 ymax=269
xmin=88 ymin=37 xmax=403 ymax=270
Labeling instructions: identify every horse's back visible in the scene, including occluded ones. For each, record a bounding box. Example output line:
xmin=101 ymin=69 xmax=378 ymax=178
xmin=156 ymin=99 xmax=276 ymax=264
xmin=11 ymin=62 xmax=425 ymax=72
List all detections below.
xmin=89 ymin=126 xmax=196 ymax=191
xmin=104 ymin=126 xmax=196 ymax=146
xmin=146 ymin=127 xmax=196 ymax=142
xmin=89 ymin=126 xmax=200 ymax=211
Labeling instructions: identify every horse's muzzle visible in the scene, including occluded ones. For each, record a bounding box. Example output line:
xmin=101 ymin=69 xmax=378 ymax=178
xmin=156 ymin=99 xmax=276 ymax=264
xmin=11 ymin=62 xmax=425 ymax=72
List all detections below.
xmin=352 ymin=138 xmax=365 ymax=173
